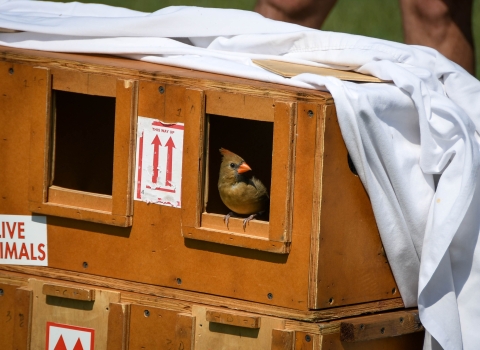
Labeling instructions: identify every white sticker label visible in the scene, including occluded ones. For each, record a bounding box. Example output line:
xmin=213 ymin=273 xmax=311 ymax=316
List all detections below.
xmin=46 ymin=322 xmax=94 ymax=350
xmin=0 ymin=215 xmax=47 ymax=266
xmin=135 ymin=116 xmax=184 ymax=208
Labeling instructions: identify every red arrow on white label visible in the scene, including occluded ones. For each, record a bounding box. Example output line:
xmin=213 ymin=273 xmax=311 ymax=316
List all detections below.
xmin=165 ymin=136 xmax=175 ymax=186
xmin=135 ymin=117 xmax=184 ymax=208
xmin=151 ymin=134 xmax=162 ymax=184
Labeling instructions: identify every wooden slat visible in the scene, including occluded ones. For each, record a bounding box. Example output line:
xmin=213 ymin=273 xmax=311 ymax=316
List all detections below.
xmin=268 ymin=101 xmax=296 ymax=242
xmin=0 ymin=283 xmax=19 ymax=347
xmin=27 ymin=66 xmax=51 ymax=204
xmin=201 ymin=212 xmax=269 ymax=239
xmin=295 ymin=331 xmax=316 ymax=350
xmin=111 ymin=78 xmax=137 ymax=219
xmin=183 ymin=227 xmax=290 ymax=254
xmin=175 ymin=313 xmax=195 ymax=350
xmin=308 ymin=103 xmax=327 ymax=308
xmin=107 ymin=303 xmax=130 ymax=350
xmin=52 ymin=69 xmax=117 ymax=97
xmin=28 ymin=201 xmax=131 ymax=227
xmin=181 ymin=88 xmax=205 ymax=228
xmin=206 ymin=90 xmax=274 ymax=122
xmin=0 ymin=46 xmax=332 ymax=104
xmin=206 ymin=309 xmax=261 ymax=329
xmin=128 ymin=304 xmax=184 ymax=349
xmin=340 ymin=311 xmax=423 ymax=342
xmin=271 ymin=329 xmax=295 ymax=350
xmin=12 ymin=287 xmax=33 ymax=350
xmin=138 ymin=80 xmax=166 ymax=120
xmin=42 ymin=283 xmax=95 ymax=301
xmin=48 ymin=186 xmax=112 ymax=212
xmin=1 ymin=267 xmax=405 ymax=322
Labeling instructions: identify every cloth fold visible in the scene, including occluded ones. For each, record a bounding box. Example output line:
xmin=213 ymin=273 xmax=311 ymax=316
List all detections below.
xmin=1 ymin=1 xmax=479 ymax=349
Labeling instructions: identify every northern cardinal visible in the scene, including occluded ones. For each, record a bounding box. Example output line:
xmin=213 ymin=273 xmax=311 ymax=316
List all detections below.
xmin=218 ymin=148 xmax=269 ymax=229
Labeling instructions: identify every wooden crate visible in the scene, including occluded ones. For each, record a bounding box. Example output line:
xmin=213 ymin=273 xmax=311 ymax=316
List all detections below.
xmin=0 ymin=46 xmax=401 ymax=313
xmin=0 ymin=271 xmax=423 ymax=350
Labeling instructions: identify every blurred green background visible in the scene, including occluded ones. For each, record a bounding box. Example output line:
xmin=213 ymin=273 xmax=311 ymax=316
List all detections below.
xmin=47 ymin=0 xmax=480 ymax=77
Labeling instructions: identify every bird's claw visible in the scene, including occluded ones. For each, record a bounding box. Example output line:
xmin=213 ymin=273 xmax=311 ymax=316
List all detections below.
xmin=224 ymin=212 xmax=235 ymax=229
xmin=242 ymin=214 xmax=257 ymax=230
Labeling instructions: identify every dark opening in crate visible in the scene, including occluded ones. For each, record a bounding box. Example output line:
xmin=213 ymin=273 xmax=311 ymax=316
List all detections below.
xmin=51 ymin=90 xmax=115 ymax=195
xmin=205 ymin=114 xmax=273 ymax=223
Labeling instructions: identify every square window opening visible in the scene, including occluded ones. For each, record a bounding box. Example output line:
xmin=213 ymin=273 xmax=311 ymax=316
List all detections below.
xmin=205 ymin=115 xmax=273 ymax=223
xmin=51 ymin=90 xmax=116 ymax=196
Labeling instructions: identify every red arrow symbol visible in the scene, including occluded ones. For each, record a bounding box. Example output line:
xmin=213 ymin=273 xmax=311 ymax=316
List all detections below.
xmin=165 ymin=136 xmax=176 ymax=186
xmin=151 ymin=135 xmax=162 ymax=184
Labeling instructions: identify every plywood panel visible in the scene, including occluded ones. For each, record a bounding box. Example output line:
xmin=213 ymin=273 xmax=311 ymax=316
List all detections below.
xmin=128 ymin=303 xmax=192 ymax=349
xmin=321 ymin=331 xmax=424 ymax=350
xmin=193 ymin=305 xmax=284 ymax=350
xmin=0 ymin=283 xmax=18 ymax=349
xmin=12 ymin=287 xmax=33 ymax=350
xmin=271 ymin=329 xmax=294 ymax=350
xmin=29 ymin=279 xmax=120 ymax=350
xmin=106 ymin=303 xmax=130 ymax=350
xmin=0 ymin=62 xmax=50 ymax=214
xmin=316 ymin=105 xmax=398 ymax=307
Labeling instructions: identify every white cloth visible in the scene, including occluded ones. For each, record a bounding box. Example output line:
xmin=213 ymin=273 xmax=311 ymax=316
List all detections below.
xmin=1 ymin=1 xmax=479 ymax=349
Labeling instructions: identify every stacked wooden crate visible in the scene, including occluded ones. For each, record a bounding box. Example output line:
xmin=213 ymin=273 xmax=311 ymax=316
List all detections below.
xmin=0 ymin=46 xmax=424 ymax=349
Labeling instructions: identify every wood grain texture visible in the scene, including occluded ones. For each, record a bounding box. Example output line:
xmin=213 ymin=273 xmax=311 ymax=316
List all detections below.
xmin=206 ymin=309 xmax=261 ymax=329
xmin=128 ymin=303 xmax=191 ymax=349
xmin=183 ymin=227 xmax=290 ymax=253
xmin=294 ymin=331 xmax=316 ymax=350
xmin=47 ymin=186 xmax=113 ymax=212
xmin=271 ymin=329 xmax=295 ymax=350
xmin=12 ymin=287 xmax=33 ymax=350
xmin=175 ymin=313 xmax=195 ymax=350
xmin=29 ymin=279 xmax=120 ymax=350
xmin=111 ymin=78 xmax=137 ymax=218
xmin=106 ymin=303 xmax=130 ymax=350
xmin=315 ymin=105 xmax=399 ymax=308
xmin=268 ymin=101 xmax=296 ymax=242
xmin=0 ymin=46 xmax=333 ymax=104
xmin=0 ymin=283 xmax=18 ymax=349
xmin=206 ymin=90 xmax=274 ymax=121
xmin=340 ymin=310 xmax=423 ymax=342
xmin=193 ymin=305 xmax=285 ymax=350
xmin=321 ymin=331 xmax=424 ymax=350
xmin=0 ymin=267 xmax=405 ymax=322
xmin=52 ymin=68 xmax=116 ymax=97
xmin=42 ymin=282 xmax=95 ymax=301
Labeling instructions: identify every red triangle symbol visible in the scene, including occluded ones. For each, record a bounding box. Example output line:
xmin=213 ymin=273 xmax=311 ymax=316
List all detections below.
xmin=54 ymin=335 xmax=68 ymax=350
xmin=73 ymin=338 xmax=84 ymax=350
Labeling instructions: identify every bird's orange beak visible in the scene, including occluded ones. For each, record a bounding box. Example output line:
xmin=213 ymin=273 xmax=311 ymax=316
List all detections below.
xmin=237 ymin=162 xmax=252 ymax=174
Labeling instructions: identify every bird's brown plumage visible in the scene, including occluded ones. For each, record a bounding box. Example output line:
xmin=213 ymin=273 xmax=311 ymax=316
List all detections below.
xmin=218 ymin=148 xmax=269 ymax=228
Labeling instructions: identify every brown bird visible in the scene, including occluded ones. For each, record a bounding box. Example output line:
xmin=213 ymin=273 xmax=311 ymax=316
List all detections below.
xmin=218 ymin=148 xmax=269 ymax=229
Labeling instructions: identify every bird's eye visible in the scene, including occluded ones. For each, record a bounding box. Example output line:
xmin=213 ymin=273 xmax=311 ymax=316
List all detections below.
xmin=229 ymin=163 xmax=235 ymax=168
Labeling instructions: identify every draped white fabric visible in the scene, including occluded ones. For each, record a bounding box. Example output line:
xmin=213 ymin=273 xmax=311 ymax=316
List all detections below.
xmin=1 ymin=1 xmax=480 ymax=348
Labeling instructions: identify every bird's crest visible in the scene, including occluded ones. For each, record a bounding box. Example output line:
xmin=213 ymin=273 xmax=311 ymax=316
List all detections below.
xmin=219 ymin=148 xmax=244 ymax=161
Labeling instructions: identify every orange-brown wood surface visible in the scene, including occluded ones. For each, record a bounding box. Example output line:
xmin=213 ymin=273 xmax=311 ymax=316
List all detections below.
xmin=12 ymin=287 xmax=33 ymax=350
xmin=128 ymin=303 xmax=192 ymax=349
xmin=321 ymin=331 xmax=424 ymax=350
xmin=106 ymin=302 xmax=130 ymax=350
xmin=315 ymin=106 xmax=398 ymax=308
xmin=0 ymin=283 xmax=18 ymax=349
xmin=0 ymin=48 xmax=399 ymax=313
xmin=271 ymin=329 xmax=295 ymax=350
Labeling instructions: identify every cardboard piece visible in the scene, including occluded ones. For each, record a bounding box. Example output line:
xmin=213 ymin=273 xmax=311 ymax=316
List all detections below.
xmin=252 ymin=59 xmax=386 ymax=83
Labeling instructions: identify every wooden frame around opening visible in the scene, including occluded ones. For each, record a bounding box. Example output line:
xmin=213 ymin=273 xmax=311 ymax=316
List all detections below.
xmin=28 ymin=68 xmax=137 ymax=227
xmin=181 ymin=90 xmax=296 ymax=253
